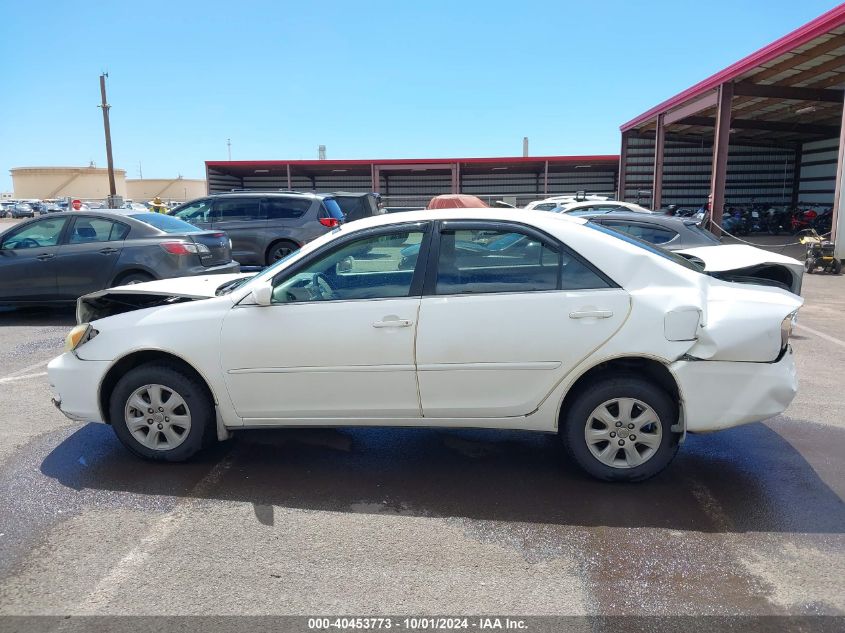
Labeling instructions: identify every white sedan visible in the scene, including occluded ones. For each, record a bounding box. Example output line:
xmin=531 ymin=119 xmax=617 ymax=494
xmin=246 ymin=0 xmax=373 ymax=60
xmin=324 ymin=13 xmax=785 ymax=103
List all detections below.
xmin=48 ymin=209 xmax=802 ymax=481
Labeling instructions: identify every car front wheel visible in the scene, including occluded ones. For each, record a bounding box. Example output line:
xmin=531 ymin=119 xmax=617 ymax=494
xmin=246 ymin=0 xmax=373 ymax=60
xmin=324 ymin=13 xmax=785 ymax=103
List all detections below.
xmin=109 ymin=363 xmax=214 ymax=461
xmin=562 ymin=375 xmax=679 ymax=482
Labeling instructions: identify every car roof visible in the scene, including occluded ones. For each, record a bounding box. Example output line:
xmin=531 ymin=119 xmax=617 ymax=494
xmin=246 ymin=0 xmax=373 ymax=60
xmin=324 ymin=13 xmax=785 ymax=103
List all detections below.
xmin=337 ymin=207 xmax=587 ymax=233
xmin=207 ymin=190 xmax=326 ymax=200
xmin=580 ymin=211 xmax=697 ymax=227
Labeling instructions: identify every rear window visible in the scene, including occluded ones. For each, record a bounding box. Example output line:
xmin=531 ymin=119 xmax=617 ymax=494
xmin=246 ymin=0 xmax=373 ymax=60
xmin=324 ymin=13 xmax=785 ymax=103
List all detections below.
xmin=333 ymin=196 xmax=374 ymax=222
xmin=130 ymin=213 xmax=203 ymax=234
xmin=586 ymin=221 xmax=703 ymax=273
xmin=263 ymin=197 xmax=311 ymax=219
xmin=684 ymin=221 xmax=721 ymax=244
xmin=322 ymin=198 xmax=345 ymax=221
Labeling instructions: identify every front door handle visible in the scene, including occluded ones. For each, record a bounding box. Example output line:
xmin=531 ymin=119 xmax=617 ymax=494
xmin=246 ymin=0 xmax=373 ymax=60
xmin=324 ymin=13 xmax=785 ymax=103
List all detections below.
xmin=372 ymin=318 xmax=414 ymax=328
xmin=570 ymin=310 xmax=614 ymax=319
xmin=99 ymin=247 xmax=119 ymax=255
xmin=36 ymin=253 xmax=55 ymax=261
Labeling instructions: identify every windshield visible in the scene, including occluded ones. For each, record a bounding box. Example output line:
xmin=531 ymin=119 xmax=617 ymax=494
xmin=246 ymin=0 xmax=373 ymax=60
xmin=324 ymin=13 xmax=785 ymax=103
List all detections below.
xmin=586 ymin=221 xmax=704 ymax=273
xmin=130 ymin=213 xmax=203 ymax=234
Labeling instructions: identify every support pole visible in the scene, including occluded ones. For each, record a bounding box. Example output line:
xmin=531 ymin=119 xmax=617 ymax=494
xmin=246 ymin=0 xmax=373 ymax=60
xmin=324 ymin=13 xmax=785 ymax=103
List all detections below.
xmin=709 ymin=82 xmax=734 ymax=236
xmin=618 ymin=132 xmax=629 ymax=201
xmin=651 ymin=115 xmax=665 ymax=210
xmin=286 ymin=163 xmax=292 ymax=190
xmin=372 ymin=166 xmax=380 ymax=194
xmin=790 ymin=144 xmax=802 ymax=209
xmin=98 ymin=73 xmax=117 ymax=203
xmin=543 ymin=160 xmax=549 ymax=195
xmin=831 ymin=96 xmax=845 ymax=259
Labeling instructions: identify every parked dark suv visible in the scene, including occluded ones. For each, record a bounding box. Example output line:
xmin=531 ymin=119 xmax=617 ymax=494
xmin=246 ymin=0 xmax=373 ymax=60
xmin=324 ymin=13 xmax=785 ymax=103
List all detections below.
xmin=169 ymin=191 xmax=345 ymax=266
xmin=331 ymin=192 xmax=384 ymax=223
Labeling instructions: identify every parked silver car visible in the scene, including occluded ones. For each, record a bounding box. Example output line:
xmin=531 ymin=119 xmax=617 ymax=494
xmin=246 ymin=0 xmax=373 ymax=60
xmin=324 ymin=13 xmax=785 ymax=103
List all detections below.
xmin=169 ymin=191 xmax=346 ymax=266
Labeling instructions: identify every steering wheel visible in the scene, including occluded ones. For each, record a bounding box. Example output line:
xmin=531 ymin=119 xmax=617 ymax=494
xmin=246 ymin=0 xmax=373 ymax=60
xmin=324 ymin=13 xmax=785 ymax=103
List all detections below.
xmin=11 ymin=238 xmax=40 ymax=249
xmin=310 ymin=273 xmax=336 ymax=300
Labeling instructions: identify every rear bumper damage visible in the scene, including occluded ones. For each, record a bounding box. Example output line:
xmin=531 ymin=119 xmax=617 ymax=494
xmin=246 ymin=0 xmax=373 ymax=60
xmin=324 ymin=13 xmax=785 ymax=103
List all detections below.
xmin=671 ymin=347 xmax=797 ymax=432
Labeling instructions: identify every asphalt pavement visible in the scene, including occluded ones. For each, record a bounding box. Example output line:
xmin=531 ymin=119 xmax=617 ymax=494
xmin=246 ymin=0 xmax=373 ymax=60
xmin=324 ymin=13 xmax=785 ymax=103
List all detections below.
xmin=0 ymin=261 xmax=842 ymax=627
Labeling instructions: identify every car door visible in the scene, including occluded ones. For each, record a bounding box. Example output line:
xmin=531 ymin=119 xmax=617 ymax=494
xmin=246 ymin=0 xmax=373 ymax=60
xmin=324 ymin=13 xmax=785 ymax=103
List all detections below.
xmin=211 ymin=197 xmax=264 ymax=264
xmin=219 ymin=222 xmax=431 ymax=422
xmin=0 ymin=216 xmax=68 ymax=301
xmin=54 ymin=215 xmax=130 ymax=299
xmin=415 ymin=221 xmax=631 ymax=418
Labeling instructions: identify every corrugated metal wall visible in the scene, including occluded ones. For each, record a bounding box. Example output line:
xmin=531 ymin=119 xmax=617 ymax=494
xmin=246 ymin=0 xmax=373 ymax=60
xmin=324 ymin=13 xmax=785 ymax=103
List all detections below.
xmin=799 ymin=138 xmax=839 ymax=204
xmin=622 ymin=135 xmax=798 ymax=208
xmin=209 ymin=164 xmax=619 ymax=207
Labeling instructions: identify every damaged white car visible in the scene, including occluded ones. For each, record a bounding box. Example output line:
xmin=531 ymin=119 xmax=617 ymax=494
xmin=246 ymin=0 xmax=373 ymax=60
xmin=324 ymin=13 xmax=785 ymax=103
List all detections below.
xmin=48 ymin=209 xmax=802 ymax=481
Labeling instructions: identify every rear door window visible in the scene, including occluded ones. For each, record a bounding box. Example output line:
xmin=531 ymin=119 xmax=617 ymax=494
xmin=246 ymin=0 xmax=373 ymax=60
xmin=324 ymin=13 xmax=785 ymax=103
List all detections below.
xmin=214 ymin=198 xmax=261 ymax=222
xmin=433 ymin=224 xmax=612 ymax=295
xmin=262 ymin=198 xmax=312 ymax=220
xmin=67 ymin=217 xmax=130 ymax=243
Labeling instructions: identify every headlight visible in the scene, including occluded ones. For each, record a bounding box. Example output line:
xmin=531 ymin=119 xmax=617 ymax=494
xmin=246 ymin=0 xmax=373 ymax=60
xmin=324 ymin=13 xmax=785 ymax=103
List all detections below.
xmin=781 ymin=311 xmax=798 ymax=351
xmin=64 ymin=324 xmax=98 ymax=352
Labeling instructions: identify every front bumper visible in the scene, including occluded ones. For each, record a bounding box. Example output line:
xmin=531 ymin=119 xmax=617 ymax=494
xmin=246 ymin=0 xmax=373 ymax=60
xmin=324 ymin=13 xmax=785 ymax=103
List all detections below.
xmin=47 ymin=353 xmax=111 ymax=423
xmin=671 ymin=348 xmax=797 ymax=432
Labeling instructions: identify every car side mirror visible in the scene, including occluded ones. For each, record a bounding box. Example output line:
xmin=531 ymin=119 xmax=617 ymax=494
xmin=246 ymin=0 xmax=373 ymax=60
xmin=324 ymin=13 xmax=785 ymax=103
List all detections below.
xmin=250 ymin=283 xmax=273 ymax=306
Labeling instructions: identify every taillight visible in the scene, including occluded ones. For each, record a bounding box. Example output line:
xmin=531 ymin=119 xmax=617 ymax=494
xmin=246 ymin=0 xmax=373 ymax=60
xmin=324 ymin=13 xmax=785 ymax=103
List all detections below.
xmin=159 ymin=241 xmax=209 ymax=255
xmin=319 ymin=217 xmax=340 ymax=228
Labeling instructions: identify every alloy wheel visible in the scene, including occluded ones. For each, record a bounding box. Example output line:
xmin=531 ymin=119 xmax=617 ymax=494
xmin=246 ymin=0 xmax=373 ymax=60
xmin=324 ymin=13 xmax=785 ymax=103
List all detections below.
xmin=584 ymin=397 xmax=663 ymax=469
xmin=124 ymin=383 xmax=192 ymax=451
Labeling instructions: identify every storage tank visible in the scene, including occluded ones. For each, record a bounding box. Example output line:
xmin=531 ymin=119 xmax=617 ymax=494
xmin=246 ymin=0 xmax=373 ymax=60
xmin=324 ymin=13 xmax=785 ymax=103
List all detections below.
xmin=11 ymin=166 xmax=127 ymax=199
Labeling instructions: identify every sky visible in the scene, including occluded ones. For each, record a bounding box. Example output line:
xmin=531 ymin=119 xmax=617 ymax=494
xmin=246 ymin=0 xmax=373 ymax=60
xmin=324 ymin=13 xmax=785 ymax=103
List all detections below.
xmin=0 ymin=0 xmax=841 ymax=191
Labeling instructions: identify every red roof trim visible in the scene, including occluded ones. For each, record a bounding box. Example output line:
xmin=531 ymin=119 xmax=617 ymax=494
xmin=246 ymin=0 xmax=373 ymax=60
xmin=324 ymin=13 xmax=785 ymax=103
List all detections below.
xmin=620 ymin=3 xmax=845 ymax=132
xmin=206 ymin=155 xmax=618 ymax=169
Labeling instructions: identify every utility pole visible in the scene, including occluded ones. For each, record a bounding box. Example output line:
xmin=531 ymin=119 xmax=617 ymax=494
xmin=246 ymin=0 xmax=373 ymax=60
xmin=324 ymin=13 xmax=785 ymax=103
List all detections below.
xmin=98 ymin=73 xmax=117 ymax=205
xmin=227 ymin=138 xmax=232 ymax=161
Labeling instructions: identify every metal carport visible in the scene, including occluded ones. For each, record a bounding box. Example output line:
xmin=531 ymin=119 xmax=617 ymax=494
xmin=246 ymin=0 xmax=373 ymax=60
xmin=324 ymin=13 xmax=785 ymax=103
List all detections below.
xmin=618 ymin=3 xmax=845 ymax=258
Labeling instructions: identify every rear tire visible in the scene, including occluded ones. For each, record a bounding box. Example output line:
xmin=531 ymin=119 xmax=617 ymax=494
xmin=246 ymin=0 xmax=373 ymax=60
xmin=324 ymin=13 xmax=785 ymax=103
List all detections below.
xmin=113 ymin=271 xmax=155 ymax=286
xmin=265 ymin=240 xmax=299 ymax=266
xmin=832 ymin=259 xmax=842 ymax=275
xmin=109 ymin=362 xmax=214 ymax=462
xmin=561 ymin=375 xmax=680 ymax=482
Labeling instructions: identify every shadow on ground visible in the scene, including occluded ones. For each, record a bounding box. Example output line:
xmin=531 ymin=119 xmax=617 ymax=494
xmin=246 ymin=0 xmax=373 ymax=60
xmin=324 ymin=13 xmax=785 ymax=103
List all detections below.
xmin=38 ymin=420 xmax=845 ymax=534
xmin=0 ymin=306 xmax=76 ymax=327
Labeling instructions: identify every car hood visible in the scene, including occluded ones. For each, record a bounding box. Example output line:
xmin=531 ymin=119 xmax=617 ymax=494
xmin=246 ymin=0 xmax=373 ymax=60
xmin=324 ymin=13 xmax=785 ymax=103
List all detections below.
xmin=77 ymin=273 xmax=253 ymax=323
xmin=676 ymin=244 xmax=804 ymax=294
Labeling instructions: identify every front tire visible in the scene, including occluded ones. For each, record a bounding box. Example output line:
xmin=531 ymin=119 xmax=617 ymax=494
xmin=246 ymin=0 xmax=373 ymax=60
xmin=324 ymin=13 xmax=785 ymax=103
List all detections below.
xmin=109 ymin=363 xmax=214 ymax=462
xmin=562 ymin=375 xmax=679 ymax=482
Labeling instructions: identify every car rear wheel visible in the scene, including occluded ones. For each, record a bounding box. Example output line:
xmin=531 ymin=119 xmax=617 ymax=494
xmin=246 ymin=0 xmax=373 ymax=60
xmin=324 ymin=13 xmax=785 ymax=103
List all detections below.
xmin=109 ymin=363 xmax=214 ymax=462
xmin=266 ymin=240 xmax=299 ymax=266
xmin=113 ymin=271 xmax=155 ymax=286
xmin=562 ymin=375 xmax=679 ymax=482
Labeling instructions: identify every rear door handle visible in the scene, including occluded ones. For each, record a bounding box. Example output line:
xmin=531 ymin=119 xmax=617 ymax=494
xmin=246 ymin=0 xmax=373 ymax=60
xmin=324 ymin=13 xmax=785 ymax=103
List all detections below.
xmin=372 ymin=319 xmax=413 ymax=328
xmin=569 ymin=310 xmax=614 ymax=319
xmin=36 ymin=253 xmax=55 ymax=261
xmin=99 ymin=247 xmax=119 ymax=255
